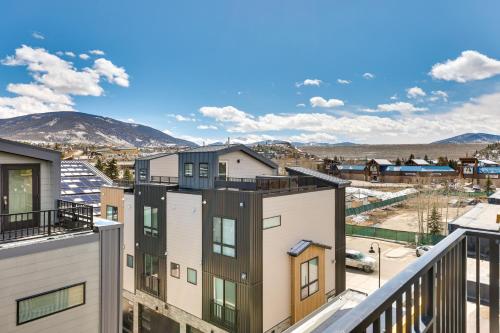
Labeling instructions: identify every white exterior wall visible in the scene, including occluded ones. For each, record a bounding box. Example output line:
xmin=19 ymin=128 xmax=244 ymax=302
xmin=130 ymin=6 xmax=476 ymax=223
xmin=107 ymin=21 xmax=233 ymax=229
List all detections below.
xmin=0 ymin=239 xmax=100 ymax=333
xmin=219 ymin=151 xmax=276 ymax=178
xmin=262 ymin=189 xmax=336 ymax=332
xmin=123 ymin=193 xmax=135 ymax=294
xmin=150 ymin=154 xmax=178 ymax=178
xmin=0 ymin=151 xmax=55 ymax=210
xmin=166 ymin=192 xmax=203 ymax=318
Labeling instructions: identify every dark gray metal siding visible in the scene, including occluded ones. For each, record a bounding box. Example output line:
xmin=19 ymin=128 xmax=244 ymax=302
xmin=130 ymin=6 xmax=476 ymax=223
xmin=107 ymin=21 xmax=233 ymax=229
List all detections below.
xmin=134 ymin=184 xmax=168 ymax=301
xmin=178 ymin=151 xmax=218 ymax=189
xmin=134 ymin=159 xmax=150 ymax=184
xmin=201 ymin=189 xmax=263 ymax=333
xmin=334 ymin=187 xmax=346 ymax=294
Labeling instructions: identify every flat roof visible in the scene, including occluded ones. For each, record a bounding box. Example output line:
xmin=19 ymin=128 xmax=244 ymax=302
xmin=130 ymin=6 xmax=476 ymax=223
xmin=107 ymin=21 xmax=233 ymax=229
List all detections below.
xmin=286 ymin=166 xmax=351 ymax=188
xmin=449 ymin=203 xmax=500 ymax=231
xmin=489 ymin=190 xmax=500 ymax=200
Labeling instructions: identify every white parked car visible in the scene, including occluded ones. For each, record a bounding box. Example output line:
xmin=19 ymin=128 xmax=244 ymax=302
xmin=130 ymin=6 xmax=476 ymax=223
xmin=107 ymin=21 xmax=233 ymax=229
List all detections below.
xmin=346 ymin=249 xmax=377 ymax=273
xmin=416 ymin=245 xmax=434 ymax=257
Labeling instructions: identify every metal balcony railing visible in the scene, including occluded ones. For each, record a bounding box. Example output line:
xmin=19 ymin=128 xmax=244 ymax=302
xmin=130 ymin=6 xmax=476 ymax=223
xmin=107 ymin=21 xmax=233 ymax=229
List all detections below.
xmin=150 ymin=176 xmax=178 ymax=184
xmin=210 ymin=300 xmax=237 ymax=331
xmin=323 ymin=228 xmax=499 ymax=332
xmin=140 ymin=274 xmax=160 ymax=297
xmin=214 ymin=175 xmax=319 ymax=193
xmin=0 ymin=200 xmax=94 ymax=242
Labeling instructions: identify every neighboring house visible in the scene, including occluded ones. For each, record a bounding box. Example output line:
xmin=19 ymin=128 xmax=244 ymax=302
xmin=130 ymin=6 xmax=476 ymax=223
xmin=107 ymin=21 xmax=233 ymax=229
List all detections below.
xmin=460 ymin=157 xmax=500 ymax=187
xmin=0 ymin=138 xmax=123 ymax=333
xmin=102 ymin=144 xmax=348 ymax=333
xmin=60 ymin=160 xmax=113 ymax=216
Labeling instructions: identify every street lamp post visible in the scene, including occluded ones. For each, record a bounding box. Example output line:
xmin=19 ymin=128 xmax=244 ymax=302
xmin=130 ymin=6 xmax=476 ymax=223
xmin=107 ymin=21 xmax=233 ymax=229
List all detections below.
xmin=369 ymin=242 xmax=381 ymax=288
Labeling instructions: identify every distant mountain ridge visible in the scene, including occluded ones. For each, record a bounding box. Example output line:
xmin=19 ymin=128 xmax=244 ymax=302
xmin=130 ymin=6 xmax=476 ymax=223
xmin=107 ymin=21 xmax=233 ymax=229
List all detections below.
xmin=432 ymin=133 xmax=500 ymax=144
xmin=0 ymin=111 xmax=197 ymax=147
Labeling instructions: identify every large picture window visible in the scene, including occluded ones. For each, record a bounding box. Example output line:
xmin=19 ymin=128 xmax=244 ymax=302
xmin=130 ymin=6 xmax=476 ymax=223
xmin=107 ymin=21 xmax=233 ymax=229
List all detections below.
xmin=213 ymin=217 xmax=236 ymax=257
xmin=17 ymin=283 xmax=85 ymax=325
xmin=300 ymin=257 xmax=319 ymax=300
xmin=143 ymin=206 xmax=158 ymax=237
xmin=213 ymin=277 xmax=236 ymax=323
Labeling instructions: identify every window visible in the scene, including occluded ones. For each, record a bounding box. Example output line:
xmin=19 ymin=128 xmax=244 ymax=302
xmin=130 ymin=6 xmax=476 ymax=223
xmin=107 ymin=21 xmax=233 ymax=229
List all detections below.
xmin=300 ymin=257 xmax=319 ymax=300
xmin=143 ymin=206 xmax=158 ymax=237
xmin=126 ymin=254 xmax=134 ymax=268
xmin=187 ymin=268 xmax=197 ymax=285
xmin=144 ymin=254 xmax=159 ymax=276
xmin=17 ymin=283 xmax=85 ymax=325
xmin=263 ymin=215 xmax=281 ymax=229
xmin=170 ymin=262 xmax=180 ymax=279
xmin=213 ymin=277 xmax=236 ymax=308
xmin=106 ymin=205 xmax=118 ymax=221
xmin=218 ymin=161 xmax=227 ymax=178
xmin=213 ymin=217 xmax=236 ymax=257
xmin=199 ymin=163 xmax=209 ymax=178
xmin=139 ymin=168 xmax=147 ymax=181
xmin=184 ymin=163 xmax=194 ymax=177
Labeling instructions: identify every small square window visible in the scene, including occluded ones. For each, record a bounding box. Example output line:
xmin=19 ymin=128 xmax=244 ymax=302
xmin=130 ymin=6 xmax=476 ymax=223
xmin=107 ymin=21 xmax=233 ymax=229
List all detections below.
xmin=187 ymin=268 xmax=197 ymax=285
xmin=199 ymin=163 xmax=209 ymax=178
xmin=126 ymin=254 xmax=134 ymax=268
xmin=184 ymin=163 xmax=193 ymax=177
xmin=170 ymin=262 xmax=180 ymax=279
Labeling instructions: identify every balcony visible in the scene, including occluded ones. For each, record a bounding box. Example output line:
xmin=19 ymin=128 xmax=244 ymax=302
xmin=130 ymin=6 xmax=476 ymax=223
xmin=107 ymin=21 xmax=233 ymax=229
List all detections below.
xmin=140 ymin=274 xmax=160 ymax=297
xmin=0 ymin=200 xmax=94 ymax=242
xmin=210 ymin=300 xmax=237 ymax=331
xmin=323 ymin=228 xmax=499 ymax=332
xmin=214 ymin=175 xmax=320 ymax=193
xmin=150 ymin=176 xmax=178 ymax=184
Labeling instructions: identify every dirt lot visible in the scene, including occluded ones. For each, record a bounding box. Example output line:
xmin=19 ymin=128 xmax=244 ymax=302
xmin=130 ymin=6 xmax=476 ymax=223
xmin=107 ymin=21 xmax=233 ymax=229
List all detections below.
xmin=302 ymin=143 xmax=486 ymax=161
xmin=348 ymin=194 xmax=478 ymax=232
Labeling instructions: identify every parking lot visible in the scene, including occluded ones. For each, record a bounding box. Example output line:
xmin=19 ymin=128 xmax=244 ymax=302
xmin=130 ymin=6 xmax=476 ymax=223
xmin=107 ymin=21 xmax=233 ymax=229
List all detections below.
xmin=345 ymin=236 xmax=418 ymax=294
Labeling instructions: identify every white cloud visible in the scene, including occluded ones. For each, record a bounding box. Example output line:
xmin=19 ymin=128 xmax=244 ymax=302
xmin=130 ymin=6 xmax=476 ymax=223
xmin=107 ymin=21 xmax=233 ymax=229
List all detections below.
xmin=364 ymin=102 xmax=427 ymax=113
xmin=406 ymin=86 xmax=426 ymax=99
xmin=79 ymin=54 xmax=90 ymax=60
xmin=0 ymin=45 xmax=129 ymax=118
xmin=32 ymin=32 xmax=45 ymax=40
xmin=197 ymin=124 xmax=218 ymax=130
xmin=296 ymin=103 xmax=306 ymax=107
xmin=390 ymin=94 xmax=398 ymax=100
xmin=430 ymin=50 xmax=500 ymax=82
xmin=363 ymin=72 xmax=375 ymax=80
xmin=337 ymin=79 xmax=351 ymax=85
xmin=89 ymin=49 xmax=105 ymax=55
xmin=429 ymin=90 xmax=448 ymax=102
xmin=288 ymin=132 xmax=337 ymax=143
xmin=64 ymin=51 xmax=75 ymax=57
xmin=173 ymin=114 xmax=196 ymax=122
xmin=310 ymin=96 xmax=344 ymax=108
xmin=296 ymin=79 xmax=322 ymax=87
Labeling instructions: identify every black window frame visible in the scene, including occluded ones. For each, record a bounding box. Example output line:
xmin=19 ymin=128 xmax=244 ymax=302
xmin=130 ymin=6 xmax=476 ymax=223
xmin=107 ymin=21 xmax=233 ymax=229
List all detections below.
xmin=16 ymin=282 xmax=86 ymax=325
xmin=126 ymin=254 xmax=134 ymax=268
xmin=263 ymin=215 xmax=281 ymax=230
xmin=300 ymin=257 xmax=319 ymax=300
xmin=184 ymin=163 xmax=194 ymax=177
xmin=143 ymin=206 xmax=159 ymax=237
xmin=139 ymin=168 xmax=147 ymax=181
xmin=187 ymin=267 xmax=197 ymax=285
xmin=144 ymin=253 xmax=159 ymax=276
xmin=212 ymin=217 xmax=236 ymax=258
xmin=106 ymin=205 xmax=118 ymax=222
xmin=199 ymin=163 xmax=209 ymax=178
xmin=170 ymin=262 xmax=180 ymax=279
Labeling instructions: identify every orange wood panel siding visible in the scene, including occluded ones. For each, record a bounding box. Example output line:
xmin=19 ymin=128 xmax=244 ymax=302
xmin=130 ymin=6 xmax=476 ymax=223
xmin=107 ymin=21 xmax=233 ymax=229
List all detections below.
xmin=100 ymin=186 xmax=125 ymax=222
xmin=290 ymin=245 xmax=326 ymax=324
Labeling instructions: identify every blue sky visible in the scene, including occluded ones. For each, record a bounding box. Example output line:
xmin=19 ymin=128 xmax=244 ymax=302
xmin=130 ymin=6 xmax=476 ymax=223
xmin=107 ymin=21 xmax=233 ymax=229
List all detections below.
xmin=1 ymin=0 xmax=500 ymax=144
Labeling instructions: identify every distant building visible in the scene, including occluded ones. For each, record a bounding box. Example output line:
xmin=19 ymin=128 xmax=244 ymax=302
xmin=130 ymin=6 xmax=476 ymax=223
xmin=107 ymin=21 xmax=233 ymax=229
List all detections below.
xmin=459 ymin=157 xmax=500 ymax=186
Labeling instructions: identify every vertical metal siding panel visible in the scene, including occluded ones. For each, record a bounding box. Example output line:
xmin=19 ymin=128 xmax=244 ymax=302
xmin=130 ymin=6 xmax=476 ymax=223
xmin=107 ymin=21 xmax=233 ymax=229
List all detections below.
xmin=334 ymin=188 xmax=346 ymax=293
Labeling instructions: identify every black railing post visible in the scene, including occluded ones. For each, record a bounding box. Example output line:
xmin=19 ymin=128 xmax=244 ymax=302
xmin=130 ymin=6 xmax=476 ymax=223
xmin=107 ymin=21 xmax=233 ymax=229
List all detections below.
xmin=47 ymin=210 xmax=51 ymax=235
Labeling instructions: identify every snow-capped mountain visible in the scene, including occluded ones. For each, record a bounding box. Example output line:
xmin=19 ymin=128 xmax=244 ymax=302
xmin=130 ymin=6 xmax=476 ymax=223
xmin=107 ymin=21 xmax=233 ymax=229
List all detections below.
xmin=432 ymin=133 xmax=500 ymax=144
xmin=0 ymin=111 xmax=197 ymax=147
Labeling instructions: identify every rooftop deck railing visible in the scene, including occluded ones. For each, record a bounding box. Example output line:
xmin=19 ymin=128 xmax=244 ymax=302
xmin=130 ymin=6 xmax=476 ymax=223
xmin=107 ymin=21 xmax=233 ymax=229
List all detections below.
xmin=150 ymin=176 xmax=179 ymax=184
xmin=0 ymin=200 xmax=94 ymax=242
xmin=214 ymin=175 xmax=320 ymax=193
xmin=324 ymin=228 xmax=499 ymax=332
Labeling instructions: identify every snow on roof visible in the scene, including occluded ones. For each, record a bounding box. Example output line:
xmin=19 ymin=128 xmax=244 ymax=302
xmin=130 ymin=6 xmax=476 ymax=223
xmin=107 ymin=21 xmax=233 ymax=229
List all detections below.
xmin=410 ymin=159 xmax=430 ymax=165
xmin=479 ymin=159 xmax=499 ymax=166
xmin=372 ymin=159 xmax=393 ymax=165
xmin=449 ymin=203 xmax=500 ymax=231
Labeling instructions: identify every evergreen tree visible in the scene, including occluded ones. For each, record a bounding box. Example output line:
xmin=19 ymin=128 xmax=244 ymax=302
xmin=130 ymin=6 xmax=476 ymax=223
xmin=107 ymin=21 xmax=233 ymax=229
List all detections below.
xmin=395 ymin=157 xmax=402 ymax=166
xmin=123 ymin=168 xmax=133 ymax=181
xmin=105 ymin=158 xmax=119 ymax=180
xmin=424 ymin=154 xmax=429 ymax=161
xmin=95 ymin=158 xmax=104 ymax=171
xmin=427 ymin=206 xmax=442 ymax=235
xmin=409 ymin=153 xmax=415 ymax=160
xmin=485 ymin=177 xmax=493 ymax=195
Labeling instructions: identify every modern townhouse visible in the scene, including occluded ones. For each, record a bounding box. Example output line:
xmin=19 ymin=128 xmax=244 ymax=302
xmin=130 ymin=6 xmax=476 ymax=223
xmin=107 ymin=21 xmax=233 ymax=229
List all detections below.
xmin=102 ymin=144 xmax=348 ymax=333
xmin=0 ymin=138 xmax=123 ymax=333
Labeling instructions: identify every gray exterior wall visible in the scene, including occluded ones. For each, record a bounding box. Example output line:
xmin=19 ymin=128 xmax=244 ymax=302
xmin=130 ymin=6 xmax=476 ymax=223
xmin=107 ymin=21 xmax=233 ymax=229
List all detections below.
xmin=334 ymin=187 xmax=346 ymax=294
xmin=98 ymin=222 xmax=124 ymax=333
xmin=201 ymin=189 xmax=263 ymax=333
xmin=178 ymin=151 xmax=218 ymax=189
